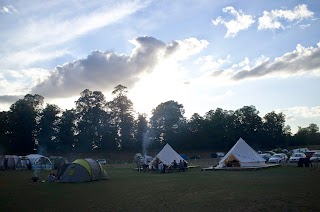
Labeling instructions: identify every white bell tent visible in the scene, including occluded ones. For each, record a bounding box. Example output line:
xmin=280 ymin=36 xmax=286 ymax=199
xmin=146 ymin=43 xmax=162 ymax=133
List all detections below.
xmin=150 ymin=143 xmax=184 ymax=166
xmin=216 ymin=138 xmax=266 ymax=168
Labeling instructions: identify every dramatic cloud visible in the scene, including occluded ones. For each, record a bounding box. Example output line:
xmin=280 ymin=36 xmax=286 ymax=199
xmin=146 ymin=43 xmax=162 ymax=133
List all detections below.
xmin=258 ymin=4 xmax=314 ymax=30
xmin=212 ymin=6 xmax=255 ymax=38
xmin=31 ymin=37 xmax=208 ymax=98
xmin=232 ymin=42 xmax=320 ymax=80
xmin=0 ymin=68 xmax=51 ymax=96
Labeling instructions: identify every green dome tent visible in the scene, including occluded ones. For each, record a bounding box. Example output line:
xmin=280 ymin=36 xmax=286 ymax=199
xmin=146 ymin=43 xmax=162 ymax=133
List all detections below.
xmin=56 ymin=158 xmax=110 ymax=183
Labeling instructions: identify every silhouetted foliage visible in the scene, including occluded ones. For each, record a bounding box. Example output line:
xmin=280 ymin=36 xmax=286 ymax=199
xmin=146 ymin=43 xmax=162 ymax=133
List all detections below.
xmin=108 ymin=85 xmax=135 ymax=151
xmin=37 ymin=104 xmax=61 ymax=154
xmin=57 ymin=109 xmax=76 ymax=153
xmin=150 ymin=100 xmax=185 ymax=149
xmin=0 ymin=87 xmax=319 ymax=154
xmin=7 ymin=94 xmax=44 ymax=154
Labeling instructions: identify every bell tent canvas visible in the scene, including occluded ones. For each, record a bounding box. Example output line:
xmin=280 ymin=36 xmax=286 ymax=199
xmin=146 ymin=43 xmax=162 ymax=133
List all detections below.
xmin=150 ymin=143 xmax=184 ymax=166
xmin=56 ymin=158 xmax=110 ymax=183
xmin=216 ymin=138 xmax=266 ymax=168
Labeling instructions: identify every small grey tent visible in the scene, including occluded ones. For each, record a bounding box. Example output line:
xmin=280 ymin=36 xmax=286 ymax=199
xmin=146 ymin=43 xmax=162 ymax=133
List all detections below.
xmin=56 ymin=158 xmax=110 ymax=183
xmin=5 ymin=155 xmax=16 ymax=170
xmin=50 ymin=156 xmax=68 ymax=170
xmin=26 ymin=154 xmax=53 ymax=170
xmin=2 ymin=155 xmax=25 ymax=170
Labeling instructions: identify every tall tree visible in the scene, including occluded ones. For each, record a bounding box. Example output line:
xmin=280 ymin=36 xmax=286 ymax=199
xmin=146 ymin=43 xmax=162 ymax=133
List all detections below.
xmin=204 ymin=108 xmax=236 ymax=150
xmin=150 ymin=100 xmax=185 ymax=148
xmin=75 ymin=89 xmax=107 ymax=152
xmin=37 ymin=104 xmax=61 ymax=154
xmin=233 ymin=106 xmax=263 ymax=148
xmin=186 ymin=113 xmax=208 ymax=150
xmin=8 ymin=94 xmax=44 ymax=154
xmin=262 ymin=111 xmax=286 ymax=148
xmin=108 ymin=85 xmax=135 ymax=151
xmin=134 ymin=113 xmax=149 ymax=152
xmin=0 ymin=111 xmax=10 ymax=153
xmin=57 ymin=109 xmax=76 ymax=153
xmin=99 ymin=111 xmax=117 ymax=152
xmin=293 ymin=123 xmax=320 ymax=146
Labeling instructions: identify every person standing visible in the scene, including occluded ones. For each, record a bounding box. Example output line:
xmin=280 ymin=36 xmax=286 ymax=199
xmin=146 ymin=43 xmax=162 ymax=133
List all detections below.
xmin=179 ymin=160 xmax=184 ymax=171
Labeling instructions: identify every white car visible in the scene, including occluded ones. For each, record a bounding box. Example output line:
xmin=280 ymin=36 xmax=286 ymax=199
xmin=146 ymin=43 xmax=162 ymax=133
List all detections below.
xmin=260 ymin=153 xmax=272 ymax=162
xmin=289 ymin=153 xmax=306 ymax=163
xmin=268 ymin=154 xmax=286 ymax=163
xmin=310 ymin=153 xmax=320 ymax=162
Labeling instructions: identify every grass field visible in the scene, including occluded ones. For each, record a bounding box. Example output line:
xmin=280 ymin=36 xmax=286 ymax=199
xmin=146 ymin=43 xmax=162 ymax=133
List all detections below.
xmin=1 ymin=164 xmax=320 ymax=212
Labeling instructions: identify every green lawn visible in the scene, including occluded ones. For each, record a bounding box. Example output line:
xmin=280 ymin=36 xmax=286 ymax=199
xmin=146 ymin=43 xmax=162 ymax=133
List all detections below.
xmin=1 ymin=165 xmax=320 ymax=211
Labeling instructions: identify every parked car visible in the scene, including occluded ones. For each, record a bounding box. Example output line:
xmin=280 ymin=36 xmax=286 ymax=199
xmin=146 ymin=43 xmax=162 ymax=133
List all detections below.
xmin=269 ymin=153 xmax=287 ymax=163
xmin=289 ymin=153 xmax=306 ymax=163
xmin=259 ymin=153 xmax=272 ymax=162
xmin=211 ymin=152 xmax=225 ymax=158
xmin=263 ymin=151 xmax=276 ymax=156
xmin=310 ymin=152 xmax=320 ymax=162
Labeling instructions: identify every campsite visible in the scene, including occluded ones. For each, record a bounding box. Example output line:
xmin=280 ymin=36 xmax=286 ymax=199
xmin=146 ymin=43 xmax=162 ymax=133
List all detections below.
xmin=1 ymin=140 xmax=320 ymax=211
xmin=1 ymin=160 xmax=320 ymax=211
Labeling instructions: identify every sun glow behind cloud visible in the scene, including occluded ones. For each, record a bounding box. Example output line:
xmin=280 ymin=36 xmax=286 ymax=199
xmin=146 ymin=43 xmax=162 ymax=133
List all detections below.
xmin=129 ymin=57 xmax=185 ymax=116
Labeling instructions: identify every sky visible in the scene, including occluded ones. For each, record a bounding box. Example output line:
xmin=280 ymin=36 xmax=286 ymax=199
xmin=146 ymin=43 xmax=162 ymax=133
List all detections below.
xmin=0 ymin=0 xmax=319 ymax=134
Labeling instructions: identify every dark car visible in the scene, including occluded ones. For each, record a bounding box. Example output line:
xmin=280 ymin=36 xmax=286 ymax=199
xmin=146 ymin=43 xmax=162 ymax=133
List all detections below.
xmin=211 ymin=152 xmax=225 ymax=158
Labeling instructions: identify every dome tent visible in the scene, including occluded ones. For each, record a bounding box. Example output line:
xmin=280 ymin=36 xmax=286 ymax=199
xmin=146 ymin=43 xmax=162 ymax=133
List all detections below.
xmin=56 ymin=158 xmax=110 ymax=183
xmin=26 ymin=154 xmax=53 ymax=170
xmin=49 ymin=156 xmax=68 ymax=170
xmin=4 ymin=155 xmax=26 ymax=170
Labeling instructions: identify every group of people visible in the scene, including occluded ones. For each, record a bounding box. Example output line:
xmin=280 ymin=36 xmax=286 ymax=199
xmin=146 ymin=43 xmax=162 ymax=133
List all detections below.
xmin=152 ymin=159 xmax=188 ymax=173
xmin=172 ymin=159 xmax=188 ymax=172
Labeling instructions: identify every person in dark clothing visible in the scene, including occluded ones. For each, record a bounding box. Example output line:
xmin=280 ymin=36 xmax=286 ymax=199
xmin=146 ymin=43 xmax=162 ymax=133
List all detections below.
xmin=183 ymin=160 xmax=188 ymax=171
xmin=163 ymin=164 xmax=167 ymax=173
xmin=179 ymin=160 xmax=184 ymax=171
xmin=27 ymin=160 xmax=32 ymax=170
xmin=172 ymin=160 xmax=177 ymax=170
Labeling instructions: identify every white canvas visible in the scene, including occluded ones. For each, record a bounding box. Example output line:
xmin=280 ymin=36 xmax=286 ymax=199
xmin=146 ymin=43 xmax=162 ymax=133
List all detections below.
xmin=151 ymin=143 xmax=184 ymax=166
xmin=217 ymin=138 xmax=266 ymax=168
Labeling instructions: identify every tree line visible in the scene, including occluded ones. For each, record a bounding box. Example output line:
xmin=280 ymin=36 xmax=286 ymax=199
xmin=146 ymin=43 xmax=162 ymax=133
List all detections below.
xmin=0 ymin=84 xmax=319 ymax=155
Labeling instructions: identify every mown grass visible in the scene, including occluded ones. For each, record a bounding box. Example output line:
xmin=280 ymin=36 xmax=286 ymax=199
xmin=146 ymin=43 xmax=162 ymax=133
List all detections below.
xmin=0 ymin=165 xmax=320 ymax=212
